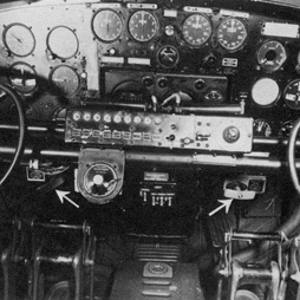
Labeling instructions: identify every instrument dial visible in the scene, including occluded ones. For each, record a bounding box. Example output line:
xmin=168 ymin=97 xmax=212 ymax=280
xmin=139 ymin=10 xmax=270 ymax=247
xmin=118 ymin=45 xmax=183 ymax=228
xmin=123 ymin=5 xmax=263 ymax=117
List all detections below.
xmin=253 ymin=119 xmax=272 ymax=137
xmin=84 ymin=163 xmax=118 ymax=198
xmin=182 ymin=14 xmax=212 ymax=47
xmin=257 ymin=40 xmax=287 ymax=72
xmin=217 ymin=18 xmax=247 ymax=51
xmin=203 ymin=88 xmax=225 ymax=104
xmin=3 ymin=23 xmax=35 ymax=57
xmin=92 ymin=9 xmax=123 ymax=42
xmin=50 ymin=65 xmax=80 ymax=97
xmin=157 ymin=45 xmax=179 ymax=68
xmin=251 ymin=78 xmax=280 ymax=107
xmin=128 ymin=10 xmax=158 ymax=42
xmin=284 ymin=79 xmax=300 ymax=110
xmin=280 ymin=121 xmax=294 ymax=137
xmin=47 ymin=26 xmax=79 ymax=59
xmin=9 ymin=62 xmax=37 ymax=93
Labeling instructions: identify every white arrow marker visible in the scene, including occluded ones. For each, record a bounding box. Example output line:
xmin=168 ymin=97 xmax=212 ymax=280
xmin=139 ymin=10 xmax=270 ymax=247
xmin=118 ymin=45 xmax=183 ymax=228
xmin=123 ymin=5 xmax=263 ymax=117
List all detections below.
xmin=55 ymin=190 xmax=80 ymax=209
xmin=209 ymin=198 xmax=233 ymax=217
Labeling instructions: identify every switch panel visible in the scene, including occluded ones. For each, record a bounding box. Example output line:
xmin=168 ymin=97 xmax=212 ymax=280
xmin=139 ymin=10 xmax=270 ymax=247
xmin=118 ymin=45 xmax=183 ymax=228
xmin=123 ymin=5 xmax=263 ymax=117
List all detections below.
xmin=65 ymin=109 xmax=253 ymax=153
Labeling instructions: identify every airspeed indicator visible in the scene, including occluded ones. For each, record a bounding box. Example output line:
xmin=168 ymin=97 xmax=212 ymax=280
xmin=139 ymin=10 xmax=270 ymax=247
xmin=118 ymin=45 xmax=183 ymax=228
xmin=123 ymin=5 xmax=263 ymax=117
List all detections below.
xmin=182 ymin=14 xmax=212 ymax=47
xmin=217 ymin=18 xmax=247 ymax=51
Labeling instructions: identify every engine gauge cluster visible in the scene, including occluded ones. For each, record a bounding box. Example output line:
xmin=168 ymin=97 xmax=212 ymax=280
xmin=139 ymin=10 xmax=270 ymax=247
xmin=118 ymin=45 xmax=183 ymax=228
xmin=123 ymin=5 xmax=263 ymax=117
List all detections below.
xmin=1 ymin=2 xmax=300 ymax=130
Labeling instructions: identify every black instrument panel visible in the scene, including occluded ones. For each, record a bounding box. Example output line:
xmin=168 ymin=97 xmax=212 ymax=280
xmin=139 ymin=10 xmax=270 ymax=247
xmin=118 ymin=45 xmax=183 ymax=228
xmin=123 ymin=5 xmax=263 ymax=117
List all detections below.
xmin=0 ymin=0 xmax=300 ymax=141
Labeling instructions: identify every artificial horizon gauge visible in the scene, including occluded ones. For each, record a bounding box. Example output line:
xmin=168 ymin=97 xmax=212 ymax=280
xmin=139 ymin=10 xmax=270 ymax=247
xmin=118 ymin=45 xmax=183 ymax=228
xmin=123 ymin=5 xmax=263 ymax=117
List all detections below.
xmin=50 ymin=65 xmax=80 ymax=97
xmin=157 ymin=45 xmax=179 ymax=68
xmin=217 ymin=18 xmax=247 ymax=51
xmin=283 ymin=79 xmax=300 ymax=110
xmin=3 ymin=23 xmax=35 ymax=57
xmin=257 ymin=40 xmax=287 ymax=72
xmin=128 ymin=10 xmax=158 ymax=42
xmin=92 ymin=9 xmax=124 ymax=42
xmin=47 ymin=26 xmax=79 ymax=59
xmin=251 ymin=77 xmax=280 ymax=107
xmin=9 ymin=62 xmax=37 ymax=93
xmin=182 ymin=14 xmax=212 ymax=47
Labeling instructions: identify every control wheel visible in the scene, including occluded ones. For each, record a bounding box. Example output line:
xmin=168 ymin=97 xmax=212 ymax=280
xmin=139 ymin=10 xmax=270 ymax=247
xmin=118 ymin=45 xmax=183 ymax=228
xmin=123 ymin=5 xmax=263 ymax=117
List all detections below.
xmin=0 ymin=82 xmax=25 ymax=186
xmin=44 ymin=281 xmax=71 ymax=300
xmin=288 ymin=118 xmax=300 ymax=194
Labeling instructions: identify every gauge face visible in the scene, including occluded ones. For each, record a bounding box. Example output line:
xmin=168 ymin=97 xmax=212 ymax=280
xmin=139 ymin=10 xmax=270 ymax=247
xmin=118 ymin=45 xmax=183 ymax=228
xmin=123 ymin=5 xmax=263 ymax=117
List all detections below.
xmin=3 ymin=23 xmax=35 ymax=57
xmin=283 ymin=79 xmax=300 ymax=110
xmin=128 ymin=10 xmax=158 ymax=42
xmin=9 ymin=62 xmax=37 ymax=93
xmin=253 ymin=119 xmax=272 ymax=137
xmin=157 ymin=45 xmax=179 ymax=68
xmin=280 ymin=121 xmax=294 ymax=137
xmin=84 ymin=163 xmax=118 ymax=198
xmin=251 ymin=78 xmax=280 ymax=107
xmin=203 ymin=88 xmax=225 ymax=104
xmin=50 ymin=65 xmax=80 ymax=97
xmin=182 ymin=14 xmax=212 ymax=47
xmin=257 ymin=40 xmax=287 ymax=72
xmin=47 ymin=26 xmax=79 ymax=59
xmin=92 ymin=9 xmax=123 ymax=42
xmin=217 ymin=18 xmax=247 ymax=51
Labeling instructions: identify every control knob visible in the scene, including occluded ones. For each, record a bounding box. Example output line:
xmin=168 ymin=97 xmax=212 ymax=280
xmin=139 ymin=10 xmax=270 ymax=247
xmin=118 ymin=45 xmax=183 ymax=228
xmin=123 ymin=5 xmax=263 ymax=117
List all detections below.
xmin=223 ymin=126 xmax=240 ymax=143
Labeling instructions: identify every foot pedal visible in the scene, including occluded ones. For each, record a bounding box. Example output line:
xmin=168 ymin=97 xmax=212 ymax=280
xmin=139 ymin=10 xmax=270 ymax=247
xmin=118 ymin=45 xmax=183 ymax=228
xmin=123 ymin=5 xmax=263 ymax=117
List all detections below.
xmin=110 ymin=261 xmax=204 ymax=300
xmin=208 ymin=211 xmax=236 ymax=247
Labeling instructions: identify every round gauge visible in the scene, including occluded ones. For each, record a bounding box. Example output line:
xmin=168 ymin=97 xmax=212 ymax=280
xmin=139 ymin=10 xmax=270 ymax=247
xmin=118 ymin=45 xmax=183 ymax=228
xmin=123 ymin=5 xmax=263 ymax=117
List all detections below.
xmin=92 ymin=9 xmax=123 ymax=42
xmin=47 ymin=26 xmax=79 ymax=59
xmin=253 ymin=119 xmax=272 ymax=137
xmin=84 ymin=163 xmax=118 ymax=198
xmin=182 ymin=14 xmax=212 ymax=47
xmin=280 ymin=121 xmax=294 ymax=137
xmin=50 ymin=65 xmax=80 ymax=97
xmin=3 ymin=23 xmax=35 ymax=57
xmin=217 ymin=18 xmax=247 ymax=51
xmin=257 ymin=40 xmax=287 ymax=72
xmin=203 ymin=88 xmax=225 ymax=104
xmin=111 ymin=81 xmax=151 ymax=104
xmin=9 ymin=62 xmax=37 ymax=93
xmin=251 ymin=78 xmax=280 ymax=107
xmin=157 ymin=45 xmax=179 ymax=68
xmin=283 ymin=79 xmax=300 ymax=110
xmin=128 ymin=10 xmax=158 ymax=42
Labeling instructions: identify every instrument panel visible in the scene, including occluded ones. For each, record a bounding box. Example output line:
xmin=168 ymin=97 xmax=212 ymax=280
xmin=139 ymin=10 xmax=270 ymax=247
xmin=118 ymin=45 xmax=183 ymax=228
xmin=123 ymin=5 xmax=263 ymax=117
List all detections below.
xmin=0 ymin=0 xmax=299 ymax=146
